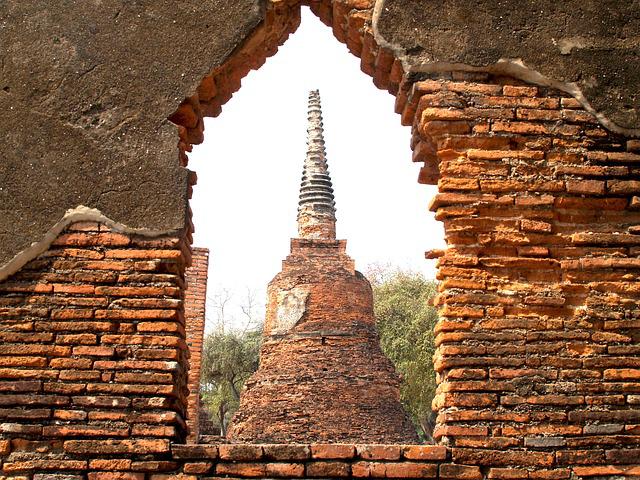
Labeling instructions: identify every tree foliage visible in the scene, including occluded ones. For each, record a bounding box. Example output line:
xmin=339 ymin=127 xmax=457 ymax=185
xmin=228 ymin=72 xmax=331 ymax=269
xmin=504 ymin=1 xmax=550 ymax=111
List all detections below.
xmin=200 ymin=288 xmax=262 ymax=436
xmin=368 ymin=266 xmax=439 ymax=441
xmin=200 ymin=327 xmax=261 ymax=435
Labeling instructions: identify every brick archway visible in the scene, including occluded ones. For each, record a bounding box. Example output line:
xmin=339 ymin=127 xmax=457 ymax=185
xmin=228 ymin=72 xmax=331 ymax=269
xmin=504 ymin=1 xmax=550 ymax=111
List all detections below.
xmin=170 ymin=2 xmax=640 ymax=477
xmin=1 ymin=1 xmax=640 ymax=478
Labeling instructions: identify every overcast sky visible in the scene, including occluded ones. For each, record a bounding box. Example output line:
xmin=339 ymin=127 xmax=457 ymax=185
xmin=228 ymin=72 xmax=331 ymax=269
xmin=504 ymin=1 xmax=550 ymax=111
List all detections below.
xmin=189 ymin=7 xmax=445 ymax=330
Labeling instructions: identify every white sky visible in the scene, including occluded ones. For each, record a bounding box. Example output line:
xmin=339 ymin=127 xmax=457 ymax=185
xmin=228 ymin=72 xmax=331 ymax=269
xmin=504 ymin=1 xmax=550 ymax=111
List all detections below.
xmin=189 ymin=7 xmax=445 ymax=330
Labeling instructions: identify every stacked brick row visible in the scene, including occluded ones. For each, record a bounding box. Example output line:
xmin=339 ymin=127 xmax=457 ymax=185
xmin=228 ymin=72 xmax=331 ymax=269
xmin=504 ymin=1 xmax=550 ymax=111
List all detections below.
xmin=184 ymin=248 xmax=210 ymax=443
xmin=0 ymin=222 xmax=191 ymax=475
xmin=168 ymin=443 xmax=455 ymax=479
xmin=401 ymin=73 xmax=640 ymax=478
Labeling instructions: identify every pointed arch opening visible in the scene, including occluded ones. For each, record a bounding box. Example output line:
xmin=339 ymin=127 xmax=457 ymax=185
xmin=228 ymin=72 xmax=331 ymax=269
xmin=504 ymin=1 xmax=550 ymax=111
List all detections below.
xmin=165 ymin=0 xmax=636 ymax=454
xmin=169 ymin=0 xmax=444 ymax=444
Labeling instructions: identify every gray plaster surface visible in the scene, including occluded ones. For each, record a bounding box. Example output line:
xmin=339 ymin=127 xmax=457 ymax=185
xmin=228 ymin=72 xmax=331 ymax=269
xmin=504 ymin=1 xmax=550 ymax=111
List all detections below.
xmin=375 ymin=0 xmax=640 ymax=131
xmin=0 ymin=0 xmax=263 ymax=268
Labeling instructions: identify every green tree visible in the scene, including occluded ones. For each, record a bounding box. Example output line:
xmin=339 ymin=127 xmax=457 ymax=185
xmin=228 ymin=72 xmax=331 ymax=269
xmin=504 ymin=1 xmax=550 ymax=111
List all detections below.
xmin=200 ymin=288 xmax=262 ymax=435
xmin=367 ymin=266 xmax=439 ymax=441
xmin=200 ymin=327 xmax=261 ymax=435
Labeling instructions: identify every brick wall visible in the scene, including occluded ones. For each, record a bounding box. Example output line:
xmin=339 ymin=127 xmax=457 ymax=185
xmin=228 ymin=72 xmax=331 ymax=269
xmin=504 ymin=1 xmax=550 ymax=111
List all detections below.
xmin=0 ymin=222 xmax=192 ymax=474
xmin=403 ymin=74 xmax=640 ymax=478
xmin=184 ymin=247 xmax=209 ymax=443
xmin=1 ymin=0 xmax=640 ymax=478
xmin=169 ymin=443 xmax=452 ymax=478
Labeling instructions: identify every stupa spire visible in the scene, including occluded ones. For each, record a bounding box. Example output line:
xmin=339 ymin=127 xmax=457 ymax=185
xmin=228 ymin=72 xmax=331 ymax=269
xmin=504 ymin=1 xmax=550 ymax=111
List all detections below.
xmin=297 ymin=90 xmax=337 ymax=240
xmin=227 ymin=90 xmax=420 ymax=445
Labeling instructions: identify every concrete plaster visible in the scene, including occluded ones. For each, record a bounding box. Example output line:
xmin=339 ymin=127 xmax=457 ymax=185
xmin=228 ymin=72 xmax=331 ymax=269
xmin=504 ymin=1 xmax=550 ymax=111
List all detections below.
xmin=375 ymin=0 xmax=640 ymax=132
xmin=0 ymin=0 xmax=263 ymax=269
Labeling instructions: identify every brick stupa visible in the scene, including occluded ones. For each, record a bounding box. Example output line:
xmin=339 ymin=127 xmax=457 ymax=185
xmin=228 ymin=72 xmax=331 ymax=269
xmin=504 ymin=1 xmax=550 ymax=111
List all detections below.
xmin=226 ymin=90 xmax=418 ymax=444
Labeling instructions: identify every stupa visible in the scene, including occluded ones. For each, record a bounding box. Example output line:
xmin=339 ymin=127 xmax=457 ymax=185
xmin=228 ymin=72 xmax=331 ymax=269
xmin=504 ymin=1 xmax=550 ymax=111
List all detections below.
xmin=226 ymin=90 xmax=418 ymax=444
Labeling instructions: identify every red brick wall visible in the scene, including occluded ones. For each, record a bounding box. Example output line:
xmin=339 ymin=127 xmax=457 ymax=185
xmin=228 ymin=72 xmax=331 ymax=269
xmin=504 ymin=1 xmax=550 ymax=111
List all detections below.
xmin=0 ymin=1 xmax=639 ymax=478
xmin=184 ymin=247 xmax=209 ymax=443
xmin=170 ymin=443 xmax=452 ymax=478
xmin=0 ymin=222 xmax=191 ymax=473
xmin=405 ymin=74 xmax=640 ymax=478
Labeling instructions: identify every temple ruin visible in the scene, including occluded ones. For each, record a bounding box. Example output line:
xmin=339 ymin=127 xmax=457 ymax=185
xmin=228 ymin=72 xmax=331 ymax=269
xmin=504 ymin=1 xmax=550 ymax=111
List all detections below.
xmin=227 ymin=90 xmax=418 ymax=444
xmin=0 ymin=0 xmax=639 ymax=478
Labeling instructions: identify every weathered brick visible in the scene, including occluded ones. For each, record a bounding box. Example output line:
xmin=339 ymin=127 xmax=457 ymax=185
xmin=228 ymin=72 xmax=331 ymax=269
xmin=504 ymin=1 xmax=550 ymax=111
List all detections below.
xmin=452 ymin=448 xmax=555 ymax=467
xmin=262 ymin=444 xmax=310 ymax=460
xmin=503 ymin=85 xmax=538 ymax=96
xmin=401 ymin=445 xmax=447 ymax=460
xmin=64 ymin=439 xmax=170 ymax=454
xmin=521 ymin=219 xmax=552 ymax=233
xmin=88 ymin=474 xmax=145 ymax=480
xmin=556 ymin=449 xmax=605 ymax=465
xmin=182 ymin=462 xmax=213 ymax=474
xmin=264 ymin=462 xmax=305 ymax=477
xmin=603 ymin=369 xmax=640 ymax=380
xmin=524 ymin=437 xmax=566 ymax=448
xmin=89 ymin=459 xmax=133 ymax=471
xmin=438 ymin=177 xmax=480 ymax=191
xmin=3 ymin=459 xmax=87 ymax=472
xmin=218 ymin=444 xmax=263 ymax=460
xmin=215 ymin=462 xmax=267 ymax=477
xmin=310 ymin=444 xmax=355 ymax=459
xmin=172 ymin=444 xmax=219 ymax=460
xmin=440 ymin=464 xmax=482 ymax=479
xmin=51 ymin=309 xmax=94 ymax=320
xmin=43 ymin=424 xmax=130 ymax=437
xmin=33 ymin=475 xmax=84 ymax=480
xmin=608 ymin=179 xmax=640 ymax=194
xmin=573 ymin=465 xmax=640 ymax=476
xmin=356 ymin=445 xmax=400 ymax=460
xmin=306 ymin=461 xmax=351 ymax=477
xmin=565 ymin=179 xmax=606 ymax=195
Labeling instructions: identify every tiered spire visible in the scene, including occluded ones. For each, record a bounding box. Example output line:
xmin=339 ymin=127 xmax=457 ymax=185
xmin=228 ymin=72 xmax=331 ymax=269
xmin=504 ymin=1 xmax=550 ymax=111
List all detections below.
xmin=227 ymin=90 xmax=420 ymax=445
xmin=297 ymin=90 xmax=337 ymax=240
